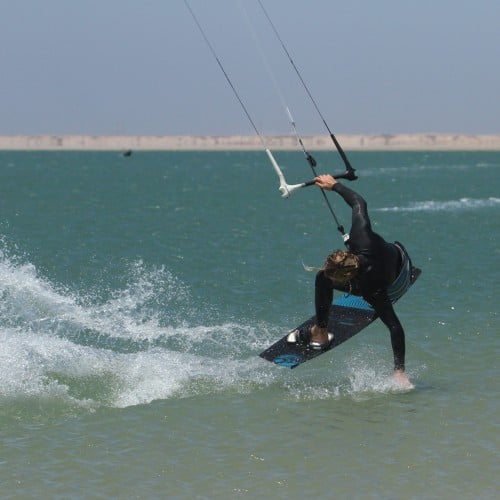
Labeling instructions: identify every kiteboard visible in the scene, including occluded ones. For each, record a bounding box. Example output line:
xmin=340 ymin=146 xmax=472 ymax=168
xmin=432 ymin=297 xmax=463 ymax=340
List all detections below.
xmin=260 ymin=268 xmax=421 ymax=369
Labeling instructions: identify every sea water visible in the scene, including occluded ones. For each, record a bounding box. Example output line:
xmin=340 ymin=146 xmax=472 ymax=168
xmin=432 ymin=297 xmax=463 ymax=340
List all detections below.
xmin=0 ymin=150 xmax=498 ymax=498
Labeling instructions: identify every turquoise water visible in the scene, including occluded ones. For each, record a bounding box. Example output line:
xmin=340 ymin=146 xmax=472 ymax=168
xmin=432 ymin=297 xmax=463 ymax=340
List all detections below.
xmin=0 ymin=150 xmax=498 ymax=498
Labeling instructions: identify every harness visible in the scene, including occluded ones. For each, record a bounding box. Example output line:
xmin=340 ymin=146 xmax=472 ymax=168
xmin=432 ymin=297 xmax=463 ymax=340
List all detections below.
xmin=387 ymin=242 xmax=413 ymax=303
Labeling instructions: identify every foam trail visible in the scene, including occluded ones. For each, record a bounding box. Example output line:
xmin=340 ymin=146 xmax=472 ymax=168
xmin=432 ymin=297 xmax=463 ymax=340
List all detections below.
xmin=0 ymin=322 xmax=275 ymax=408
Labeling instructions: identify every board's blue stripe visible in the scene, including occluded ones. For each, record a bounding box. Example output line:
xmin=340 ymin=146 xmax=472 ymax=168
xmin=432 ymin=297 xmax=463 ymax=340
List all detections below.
xmin=334 ymin=293 xmax=374 ymax=310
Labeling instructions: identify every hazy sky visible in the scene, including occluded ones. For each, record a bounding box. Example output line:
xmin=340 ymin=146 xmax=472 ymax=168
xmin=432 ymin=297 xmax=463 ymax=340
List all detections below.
xmin=1 ymin=0 xmax=499 ymax=136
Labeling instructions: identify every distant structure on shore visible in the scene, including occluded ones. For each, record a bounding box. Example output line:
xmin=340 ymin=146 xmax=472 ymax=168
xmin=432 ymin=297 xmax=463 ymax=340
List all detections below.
xmin=0 ymin=134 xmax=499 ymax=151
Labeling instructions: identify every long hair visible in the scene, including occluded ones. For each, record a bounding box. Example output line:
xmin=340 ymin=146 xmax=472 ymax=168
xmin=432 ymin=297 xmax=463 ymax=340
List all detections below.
xmin=323 ymin=250 xmax=360 ymax=289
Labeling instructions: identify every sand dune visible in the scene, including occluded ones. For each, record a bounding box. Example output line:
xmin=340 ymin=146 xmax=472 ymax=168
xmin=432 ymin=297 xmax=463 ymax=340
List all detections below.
xmin=1 ymin=134 xmax=499 ymax=151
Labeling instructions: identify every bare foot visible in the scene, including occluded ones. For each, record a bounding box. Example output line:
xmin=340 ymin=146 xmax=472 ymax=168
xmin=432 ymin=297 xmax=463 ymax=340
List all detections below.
xmin=392 ymin=370 xmax=414 ymax=389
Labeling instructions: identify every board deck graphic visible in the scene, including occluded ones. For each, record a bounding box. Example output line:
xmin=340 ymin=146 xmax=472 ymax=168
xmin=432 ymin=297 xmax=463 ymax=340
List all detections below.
xmin=260 ymin=268 xmax=421 ymax=368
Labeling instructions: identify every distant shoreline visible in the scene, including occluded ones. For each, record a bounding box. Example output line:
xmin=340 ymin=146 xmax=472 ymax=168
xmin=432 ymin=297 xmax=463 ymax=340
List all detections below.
xmin=1 ymin=134 xmax=500 ymax=151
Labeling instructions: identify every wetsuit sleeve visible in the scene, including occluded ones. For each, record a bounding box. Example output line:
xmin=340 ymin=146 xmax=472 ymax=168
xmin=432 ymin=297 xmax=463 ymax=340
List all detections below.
xmin=369 ymin=292 xmax=406 ymax=371
xmin=332 ymin=182 xmax=374 ymax=250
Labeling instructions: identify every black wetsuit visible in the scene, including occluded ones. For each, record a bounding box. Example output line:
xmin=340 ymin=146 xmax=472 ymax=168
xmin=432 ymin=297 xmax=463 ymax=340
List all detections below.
xmin=315 ymin=183 xmax=406 ymax=371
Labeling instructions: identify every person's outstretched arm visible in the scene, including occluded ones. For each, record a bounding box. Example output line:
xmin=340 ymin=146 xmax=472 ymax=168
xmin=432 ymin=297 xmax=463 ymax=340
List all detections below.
xmin=314 ymin=174 xmax=372 ymax=238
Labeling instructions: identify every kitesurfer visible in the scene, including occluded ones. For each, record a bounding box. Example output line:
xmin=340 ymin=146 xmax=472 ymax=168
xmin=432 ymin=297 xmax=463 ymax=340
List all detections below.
xmin=288 ymin=174 xmax=414 ymax=386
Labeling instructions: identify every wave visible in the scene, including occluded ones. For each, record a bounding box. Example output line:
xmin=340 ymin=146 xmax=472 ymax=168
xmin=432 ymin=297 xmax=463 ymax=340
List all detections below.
xmin=0 ymin=244 xmax=275 ymax=407
xmin=375 ymin=197 xmax=500 ymax=212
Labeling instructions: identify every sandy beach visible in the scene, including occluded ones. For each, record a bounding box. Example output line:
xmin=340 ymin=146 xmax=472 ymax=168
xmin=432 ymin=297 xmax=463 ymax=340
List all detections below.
xmin=1 ymin=134 xmax=499 ymax=151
